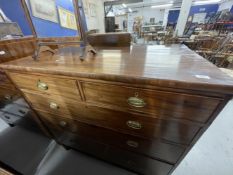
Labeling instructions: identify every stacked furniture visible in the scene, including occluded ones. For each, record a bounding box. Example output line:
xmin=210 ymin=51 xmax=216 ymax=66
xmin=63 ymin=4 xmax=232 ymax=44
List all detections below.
xmin=0 ymin=37 xmax=36 ymax=126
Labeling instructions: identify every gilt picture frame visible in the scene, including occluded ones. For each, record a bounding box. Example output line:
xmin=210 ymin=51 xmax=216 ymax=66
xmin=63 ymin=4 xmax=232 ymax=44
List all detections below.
xmin=58 ymin=7 xmax=77 ymax=30
xmin=29 ymin=0 xmax=58 ymax=23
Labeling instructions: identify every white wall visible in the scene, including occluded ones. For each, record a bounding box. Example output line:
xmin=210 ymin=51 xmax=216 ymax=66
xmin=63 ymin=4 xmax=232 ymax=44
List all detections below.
xmin=218 ymin=0 xmax=233 ymax=11
xmin=82 ymin=0 xmax=105 ymax=33
xmin=127 ymin=7 xmax=165 ymax=33
xmin=115 ymin=15 xmax=127 ymax=30
xmin=139 ymin=7 xmax=165 ymax=24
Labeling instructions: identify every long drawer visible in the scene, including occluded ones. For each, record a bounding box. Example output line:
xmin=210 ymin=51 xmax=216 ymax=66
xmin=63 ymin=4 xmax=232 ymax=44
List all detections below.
xmin=24 ymin=91 xmax=200 ymax=144
xmin=65 ymin=135 xmax=173 ymax=175
xmin=39 ymin=111 xmax=185 ymax=164
xmin=8 ymin=72 xmax=81 ymax=101
xmin=82 ymin=82 xmax=221 ymax=123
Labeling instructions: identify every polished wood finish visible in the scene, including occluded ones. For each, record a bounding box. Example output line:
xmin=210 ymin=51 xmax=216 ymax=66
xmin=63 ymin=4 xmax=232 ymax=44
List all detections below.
xmin=40 ymin=118 xmax=173 ymax=175
xmin=0 ymin=87 xmax=19 ymax=104
xmin=9 ymin=72 xmax=81 ymax=100
xmin=0 ymin=72 xmax=15 ymax=90
xmin=0 ymin=37 xmax=36 ymax=63
xmin=38 ymin=111 xmax=185 ymax=164
xmin=2 ymin=45 xmax=233 ymax=94
xmin=0 ymin=37 xmax=35 ymax=112
xmin=82 ymin=82 xmax=221 ymax=123
xmin=1 ymin=44 xmax=233 ymax=175
xmin=38 ymin=36 xmax=81 ymax=44
xmin=26 ymin=92 xmax=200 ymax=144
xmin=60 ymin=132 xmax=173 ymax=175
xmin=87 ymin=32 xmax=131 ymax=47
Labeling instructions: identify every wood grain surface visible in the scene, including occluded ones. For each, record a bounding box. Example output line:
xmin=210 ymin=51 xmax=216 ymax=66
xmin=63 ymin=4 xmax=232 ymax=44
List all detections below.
xmin=23 ymin=91 xmax=200 ymax=145
xmin=82 ymin=81 xmax=221 ymax=123
xmin=1 ymin=45 xmax=233 ymax=94
xmin=40 ymin=111 xmax=185 ymax=164
xmin=9 ymin=72 xmax=81 ymax=100
xmin=0 ymin=36 xmax=36 ymax=63
xmin=2 ymin=44 xmax=233 ymax=175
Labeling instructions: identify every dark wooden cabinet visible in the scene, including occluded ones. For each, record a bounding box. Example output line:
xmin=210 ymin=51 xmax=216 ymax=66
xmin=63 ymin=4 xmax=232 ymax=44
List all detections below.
xmin=1 ymin=44 xmax=233 ymax=175
xmin=0 ymin=37 xmax=36 ymax=125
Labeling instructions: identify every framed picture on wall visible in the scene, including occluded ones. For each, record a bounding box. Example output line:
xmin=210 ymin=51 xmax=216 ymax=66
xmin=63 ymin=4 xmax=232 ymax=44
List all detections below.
xmin=89 ymin=3 xmax=96 ymax=17
xmin=29 ymin=0 xmax=58 ymax=23
xmin=193 ymin=13 xmax=207 ymax=24
xmin=58 ymin=7 xmax=77 ymax=30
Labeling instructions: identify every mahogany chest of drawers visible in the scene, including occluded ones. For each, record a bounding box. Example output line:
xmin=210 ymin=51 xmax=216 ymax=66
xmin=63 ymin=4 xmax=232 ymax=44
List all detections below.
xmin=0 ymin=37 xmax=36 ymax=125
xmin=1 ymin=45 xmax=233 ymax=175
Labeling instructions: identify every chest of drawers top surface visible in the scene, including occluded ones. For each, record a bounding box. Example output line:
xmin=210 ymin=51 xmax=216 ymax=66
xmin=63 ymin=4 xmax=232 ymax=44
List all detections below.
xmin=1 ymin=44 xmax=233 ymax=94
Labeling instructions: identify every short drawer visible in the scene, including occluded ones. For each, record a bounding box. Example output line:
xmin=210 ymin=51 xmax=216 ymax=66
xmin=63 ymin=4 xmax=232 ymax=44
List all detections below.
xmin=82 ymin=82 xmax=221 ymax=123
xmin=39 ymin=111 xmax=185 ymax=164
xmin=8 ymin=72 xmax=81 ymax=100
xmin=28 ymin=91 xmax=200 ymax=145
xmin=23 ymin=91 xmax=86 ymax=117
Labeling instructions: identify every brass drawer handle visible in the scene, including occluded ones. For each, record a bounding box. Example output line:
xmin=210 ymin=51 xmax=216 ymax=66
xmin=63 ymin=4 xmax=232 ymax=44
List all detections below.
xmin=126 ymin=140 xmax=139 ymax=148
xmin=49 ymin=102 xmax=59 ymax=110
xmin=127 ymin=92 xmax=146 ymax=108
xmin=127 ymin=120 xmax=142 ymax=130
xmin=59 ymin=121 xmax=67 ymax=127
xmin=37 ymin=80 xmax=48 ymax=90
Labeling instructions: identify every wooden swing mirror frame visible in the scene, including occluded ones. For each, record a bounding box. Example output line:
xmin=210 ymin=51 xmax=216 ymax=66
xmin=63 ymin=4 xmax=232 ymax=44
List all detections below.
xmin=20 ymin=0 xmax=96 ymax=61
